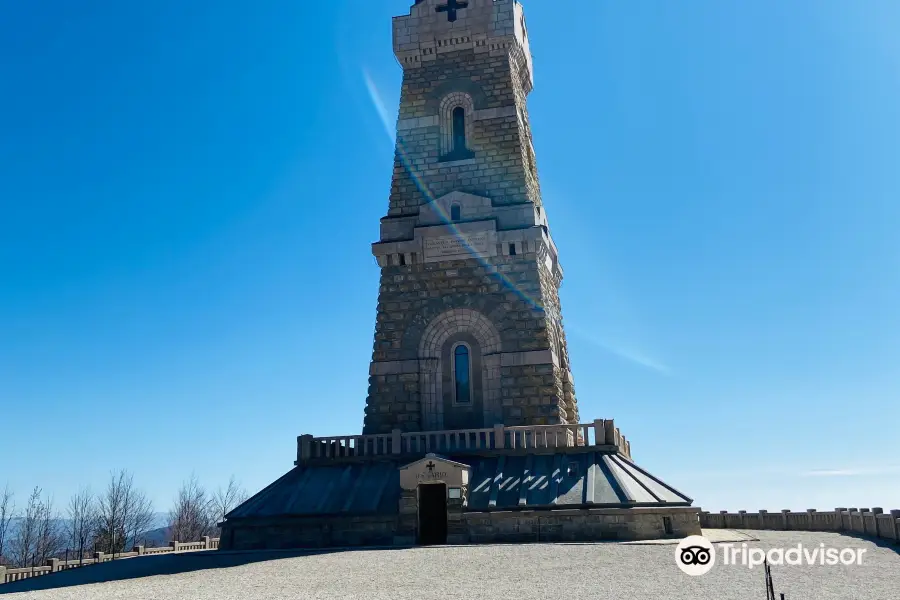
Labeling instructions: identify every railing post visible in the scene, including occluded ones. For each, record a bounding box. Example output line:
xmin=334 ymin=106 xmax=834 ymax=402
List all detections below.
xmin=392 ymin=429 xmax=402 ymax=454
xmin=0 ymin=566 xmax=6 ymax=584
xmin=298 ymin=435 xmax=314 ymax=462
xmin=94 ymin=552 xmax=105 ymax=563
xmin=834 ymin=508 xmax=847 ymax=531
xmin=170 ymin=541 xmax=179 ymax=552
xmin=46 ymin=558 xmax=60 ymax=573
xmin=592 ymin=419 xmax=604 ymax=446
xmin=134 ymin=546 xmax=144 ymax=555
xmin=493 ymin=424 xmax=505 ymax=449
xmin=604 ymin=419 xmax=615 ymax=445
xmin=203 ymin=536 xmax=210 ymax=549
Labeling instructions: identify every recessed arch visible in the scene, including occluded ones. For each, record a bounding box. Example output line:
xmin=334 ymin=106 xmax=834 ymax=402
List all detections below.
xmin=418 ymin=308 xmax=502 ymax=430
xmin=419 ymin=308 xmax=501 ymax=359
xmin=438 ymin=92 xmax=475 ymax=159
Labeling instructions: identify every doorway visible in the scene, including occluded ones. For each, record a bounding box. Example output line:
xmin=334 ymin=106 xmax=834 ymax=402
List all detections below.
xmin=417 ymin=483 xmax=448 ymax=545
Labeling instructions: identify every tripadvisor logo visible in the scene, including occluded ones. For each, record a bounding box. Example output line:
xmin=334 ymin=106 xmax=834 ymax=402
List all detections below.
xmin=676 ymin=536 xmax=715 ymax=576
xmin=675 ymin=535 xmax=868 ymax=576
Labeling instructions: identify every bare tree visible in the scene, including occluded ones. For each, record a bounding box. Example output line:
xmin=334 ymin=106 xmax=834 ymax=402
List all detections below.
xmin=95 ymin=471 xmax=125 ymax=555
xmin=0 ymin=484 xmax=14 ymax=565
xmin=34 ymin=495 xmax=64 ymax=565
xmin=123 ymin=487 xmax=155 ymax=550
xmin=211 ymin=476 xmax=249 ymax=528
xmin=95 ymin=470 xmax=151 ymax=556
xmin=10 ymin=487 xmax=41 ymax=567
xmin=168 ymin=474 xmax=214 ymax=542
xmin=67 ymin=487 xmax=96 ymax=562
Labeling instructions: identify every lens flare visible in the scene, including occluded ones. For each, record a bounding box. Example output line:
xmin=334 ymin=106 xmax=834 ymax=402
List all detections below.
xmin=362 ymin=68 xmax=544 ymax=311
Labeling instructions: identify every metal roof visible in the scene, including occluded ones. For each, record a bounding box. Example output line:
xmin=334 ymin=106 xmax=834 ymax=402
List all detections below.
xmin=225 ymin=451 xmax=691 ymax=521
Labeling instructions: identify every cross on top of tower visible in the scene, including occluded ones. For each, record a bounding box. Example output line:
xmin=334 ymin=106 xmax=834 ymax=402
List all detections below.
xmin=436 ymin=0 xmax=469 ymax=22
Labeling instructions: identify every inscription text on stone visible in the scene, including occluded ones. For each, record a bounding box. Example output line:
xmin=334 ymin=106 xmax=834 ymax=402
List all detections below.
xmin=424 ymin=234 xmax=491 ymax=260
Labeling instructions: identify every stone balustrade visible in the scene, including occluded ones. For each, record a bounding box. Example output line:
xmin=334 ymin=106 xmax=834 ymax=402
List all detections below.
xmin=0 ymin=536 xmax=219 ymax=586
xmin=296 ymin=419 xmax=632 ymax=463
xmin=700 ymin=508 xmax=900 ymax=544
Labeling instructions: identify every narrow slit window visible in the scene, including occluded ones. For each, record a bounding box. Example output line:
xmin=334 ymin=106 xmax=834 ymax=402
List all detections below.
xmin=450 ymin=204 xmax=461 ymax=222
xmin=454 ymin=345 xmax=471 ymax=404
xmin=452 ymin=107 xmax=467 ymax=153
xmin=509 ymin=243 xmax=517 ymax=256
xmin=399 ymin=254 xmax=406 ymax=266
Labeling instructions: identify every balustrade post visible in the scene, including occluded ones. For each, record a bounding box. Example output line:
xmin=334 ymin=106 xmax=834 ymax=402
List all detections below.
xmin=392 ymin=429 xmax=402 ymax=454
xmin=594 ymin=419 xmax=606 ymax=446
xmin=203 ymin=536 xmax=211 ymax=549
xmin=603 ymin=419 xmax=615 ymax=445
xmin=0 ymin=566 xmax=6 ymax=584
xmin=298 ymin=435 xmax=313 ymax=462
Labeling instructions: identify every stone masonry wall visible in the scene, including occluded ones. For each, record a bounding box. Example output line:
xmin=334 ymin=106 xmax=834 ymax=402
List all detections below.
xmin=701 ymin=508 xmax=900 ymax=543
xmin=364 ymin=250 xmax=572 ymax=434
xmin=538 ymin=248 xmax=578 ymax=423
xmin=220 ymin=516 xmax=398 ymax=551
xmin=364 ymin=3 xmax=578 ymax=435
xmin=387 ymin=49 xmax=539 ymax=216
xmin=463 ymin=507 xmax=702 ymax=544
xmin=219 ymin=508 xmax=701 ymax=551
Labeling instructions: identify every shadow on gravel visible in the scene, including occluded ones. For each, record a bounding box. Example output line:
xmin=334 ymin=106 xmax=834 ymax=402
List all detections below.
xmin=835 ymin=533 xmax=900 ymax=556
xmin=0 ymin=547 xmax=398 ymax=595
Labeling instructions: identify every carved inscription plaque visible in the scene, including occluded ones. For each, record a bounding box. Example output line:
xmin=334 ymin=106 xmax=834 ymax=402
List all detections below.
xmin=424 ymin=233 xmax=491 ymax=261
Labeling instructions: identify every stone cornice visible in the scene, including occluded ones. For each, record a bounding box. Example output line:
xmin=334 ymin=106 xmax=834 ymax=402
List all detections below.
xmin=393 ymin=0 xmax=534 ymax=93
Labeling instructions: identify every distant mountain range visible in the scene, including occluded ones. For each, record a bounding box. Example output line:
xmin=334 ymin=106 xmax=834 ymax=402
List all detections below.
xmin=1 ymin=512 xmax=172 ymax=551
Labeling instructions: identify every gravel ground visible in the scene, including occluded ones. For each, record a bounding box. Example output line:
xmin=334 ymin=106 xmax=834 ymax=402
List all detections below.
xmin=1 ymin=531 xmax=897 ymax=600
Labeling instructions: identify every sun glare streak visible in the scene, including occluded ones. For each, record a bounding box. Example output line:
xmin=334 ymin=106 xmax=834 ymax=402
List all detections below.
xmin=800 ymin=467 xmax=900 ymax=478
xmin=362 ymin=69 xmax=396 ymax=144
xmin=568 ymin=326 xmax=672 ymax=375
xmin=365 ymin=70 xmax=671 ymax=373
xmin=361 ymin=67 xmax=544 ymax=311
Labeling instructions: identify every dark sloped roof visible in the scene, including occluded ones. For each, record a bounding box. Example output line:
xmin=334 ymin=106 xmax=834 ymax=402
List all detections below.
xmin=226 ymin=451 xmax=691 ymax=521
xmin=227 ymin=462 xmax=401 ymax=519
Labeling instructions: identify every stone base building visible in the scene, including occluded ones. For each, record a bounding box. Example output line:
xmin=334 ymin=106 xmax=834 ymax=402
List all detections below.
xmin=221 ymin=424 xmax=698 ymax=549
xmin=220 ymin=0 xmax=700 ymax=549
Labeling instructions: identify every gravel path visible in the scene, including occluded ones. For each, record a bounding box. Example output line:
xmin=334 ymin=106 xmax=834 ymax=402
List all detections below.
xmin=1 ymin=531 xmax=897 ymax=599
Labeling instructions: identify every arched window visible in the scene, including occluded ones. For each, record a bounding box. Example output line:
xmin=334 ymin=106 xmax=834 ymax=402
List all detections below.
xmin=450 ymin=204 xmax=461 ymax=222
xmin=439 ymin=92 xmax=475 ymax=160
xmin=453 ymin=344 xmax=471 ymax=404
xmin=452 ymin=107 xmax=467 ymax=153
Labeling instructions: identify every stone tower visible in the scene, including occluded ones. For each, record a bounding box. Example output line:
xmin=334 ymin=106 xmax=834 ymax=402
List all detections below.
xmin=364 ymin=0 xmax=577 ymax=434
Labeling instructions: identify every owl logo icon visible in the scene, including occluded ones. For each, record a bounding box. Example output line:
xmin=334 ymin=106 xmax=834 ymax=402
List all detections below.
xmin=675 ymin=536 xmax=716 ymax=576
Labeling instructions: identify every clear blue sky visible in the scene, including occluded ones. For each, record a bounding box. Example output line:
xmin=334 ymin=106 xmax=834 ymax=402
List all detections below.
xmin=1 ymin=0 xmax=898 ymax=515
